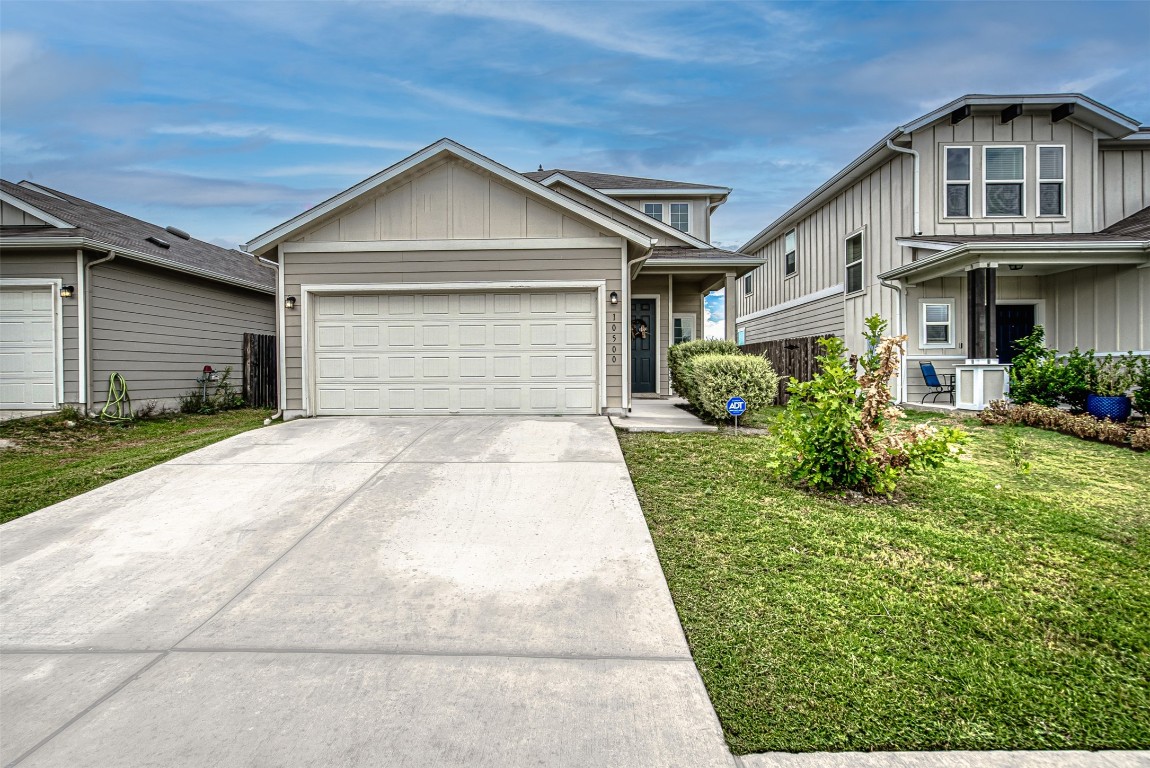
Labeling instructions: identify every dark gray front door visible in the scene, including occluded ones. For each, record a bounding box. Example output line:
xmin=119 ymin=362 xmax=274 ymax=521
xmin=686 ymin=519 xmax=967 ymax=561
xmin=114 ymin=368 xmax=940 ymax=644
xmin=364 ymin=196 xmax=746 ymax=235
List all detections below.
xmin=996 ymin=304 xmax=1036 ymax=364
xmin=631 ymin=299 xmax=656 ymax=393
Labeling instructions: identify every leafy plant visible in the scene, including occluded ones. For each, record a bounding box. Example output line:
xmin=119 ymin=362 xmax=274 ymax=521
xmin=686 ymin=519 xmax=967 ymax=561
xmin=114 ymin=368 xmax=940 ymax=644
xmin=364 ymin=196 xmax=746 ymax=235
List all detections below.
xmin=1091 ymin=354 xmax=1134 ymax=397
xmin=1059 ymin=348 xmax=1096 ymax=413
xmin=691 ymin=353 xmax=779 ymax=421
xmin=773 ymin=316 xmax=965 ymax=495
xmin=179 ymin=366 xmax=244 ymax=415
xmin=1132 ymin=357 xmax=1150 ymax=417
xmin=668 ymin=339 xmax=740 ymax=402
xmin=1008 ymin=326 xmax=1066 ymax=408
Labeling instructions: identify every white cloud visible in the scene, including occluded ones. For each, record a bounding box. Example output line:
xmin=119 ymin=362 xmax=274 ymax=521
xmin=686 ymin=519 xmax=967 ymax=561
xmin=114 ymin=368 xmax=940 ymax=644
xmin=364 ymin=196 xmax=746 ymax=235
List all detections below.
xmin=704 ymin=291 xmax=726 ymax=340
xmin=152 ymin=123 xmax=420 ymax=152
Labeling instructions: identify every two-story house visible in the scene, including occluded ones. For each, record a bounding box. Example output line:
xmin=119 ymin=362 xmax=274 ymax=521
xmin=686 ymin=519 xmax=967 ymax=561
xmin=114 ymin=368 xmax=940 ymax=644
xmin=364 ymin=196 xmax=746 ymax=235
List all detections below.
xmin=242 ymin=139 xmax=761 ymax=418
xmin=736 ymin=93 xmax=1150 ymax=410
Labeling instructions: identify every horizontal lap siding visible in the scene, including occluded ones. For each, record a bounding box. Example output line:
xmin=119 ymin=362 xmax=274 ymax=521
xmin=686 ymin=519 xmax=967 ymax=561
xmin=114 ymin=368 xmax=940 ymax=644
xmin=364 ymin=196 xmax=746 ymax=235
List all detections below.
xmin=89 ymin=261 xmax=275 ymax=408
xmin=741 ymin=292 xmax=844 ymax=344
xmin=0 ymin=249 xmax=80 ymax=403
xmin=284 ymin=247 xmax=623 ymax=411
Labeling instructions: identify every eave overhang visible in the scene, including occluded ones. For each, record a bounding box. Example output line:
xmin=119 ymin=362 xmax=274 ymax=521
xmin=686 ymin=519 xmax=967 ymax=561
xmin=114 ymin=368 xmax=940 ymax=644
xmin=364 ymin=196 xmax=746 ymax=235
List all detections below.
xmin=879 ymin=240 xmax=1150 ymax=284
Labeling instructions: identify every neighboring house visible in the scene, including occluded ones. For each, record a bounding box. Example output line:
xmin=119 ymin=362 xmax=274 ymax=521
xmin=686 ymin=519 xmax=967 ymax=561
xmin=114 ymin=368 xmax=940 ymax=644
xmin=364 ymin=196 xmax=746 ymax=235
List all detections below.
xmin=243 ymin=138 xmax=762 ymax=418
xmin=0 ymin=180 xmax=276 ymax=415
xmin=736 ymin=94 xmax=1150 ymax=409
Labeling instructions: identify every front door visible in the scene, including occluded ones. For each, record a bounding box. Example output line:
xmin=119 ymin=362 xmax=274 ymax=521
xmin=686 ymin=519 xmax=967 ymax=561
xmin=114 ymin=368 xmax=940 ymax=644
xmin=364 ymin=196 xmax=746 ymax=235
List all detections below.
xmin=631 ymin=298 xmax=656 ymax=393
xmin=996 ymin=304 xmax=1036 ymax=364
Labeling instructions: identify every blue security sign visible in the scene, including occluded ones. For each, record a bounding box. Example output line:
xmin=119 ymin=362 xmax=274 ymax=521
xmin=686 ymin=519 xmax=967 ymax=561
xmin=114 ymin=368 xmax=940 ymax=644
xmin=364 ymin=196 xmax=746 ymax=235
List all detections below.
xmin=725 ymin=397 xmax=747 ymax=416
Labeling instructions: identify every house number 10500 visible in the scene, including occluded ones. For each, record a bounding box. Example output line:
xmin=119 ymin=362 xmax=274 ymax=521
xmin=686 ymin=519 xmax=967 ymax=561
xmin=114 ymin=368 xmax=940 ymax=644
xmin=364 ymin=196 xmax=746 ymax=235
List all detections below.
xmin=609 ymin=312 xmax=619 ymax=363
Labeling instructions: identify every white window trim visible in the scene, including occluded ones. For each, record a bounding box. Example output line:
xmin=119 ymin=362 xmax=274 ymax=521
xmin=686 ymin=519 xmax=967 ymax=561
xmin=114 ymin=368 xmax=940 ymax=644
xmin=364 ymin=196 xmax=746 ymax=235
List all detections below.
xmin=983 ymin=145 xmax=1026 ymax=218
xmin=784 ymin=228 xmax=797 ymax=278
xmin=642 ymin=202 xmax=664 ymax=222
xmin=673 ymin=313 xmax=697 ymax=345
xmin=668 ymin=202 xmax=691 ymax=235
xmin=943 ymin=145 xmax=972 ymax=219
xmin=844 ymin=228 xmax=865 ymax=296
xmin=1036 ymin=144 xmax=1066 ymax=218
xmin=919 ymin=298 xmax=957 ymax=350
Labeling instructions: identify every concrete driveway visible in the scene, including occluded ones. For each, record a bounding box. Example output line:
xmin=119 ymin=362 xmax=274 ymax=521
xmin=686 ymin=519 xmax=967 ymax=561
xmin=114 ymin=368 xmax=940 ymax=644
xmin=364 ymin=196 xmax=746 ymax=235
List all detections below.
xmin=1 ymin=416 xmax=734 ymax=767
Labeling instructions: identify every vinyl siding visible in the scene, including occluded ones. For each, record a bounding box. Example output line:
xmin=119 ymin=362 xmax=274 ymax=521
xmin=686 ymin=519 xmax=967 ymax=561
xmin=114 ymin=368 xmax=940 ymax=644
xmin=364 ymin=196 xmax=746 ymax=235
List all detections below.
xmin=1098 ymin=148 xmax=1150 ymax=228
xmin=0 ymin=249 xmax=80 ymax=404
xmin=283 ymin=247 xmax=625 ymax=411
xmin=1 ymin=201 xmax=51 ymax=226
xmin=550 ymin=184 xmax=693 ymax=247
xmin=619 ymin=197 xmax=712 ymax=242
xmin=740 ymin=292 xmax=845 ymax=344
xmin=89 ymin=260 xmax=275 ymax=409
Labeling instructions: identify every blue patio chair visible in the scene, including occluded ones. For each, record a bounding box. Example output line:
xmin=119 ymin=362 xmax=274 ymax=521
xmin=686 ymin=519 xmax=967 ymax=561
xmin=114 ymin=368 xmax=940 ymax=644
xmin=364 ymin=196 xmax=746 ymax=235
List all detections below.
xmin=919 ymin=361 xmax=955 ymax=405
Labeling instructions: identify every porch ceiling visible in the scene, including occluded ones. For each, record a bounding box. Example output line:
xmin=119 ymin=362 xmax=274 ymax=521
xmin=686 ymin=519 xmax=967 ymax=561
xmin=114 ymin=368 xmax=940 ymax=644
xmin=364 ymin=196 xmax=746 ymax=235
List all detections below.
xmin=882 ymin=242 xmax=1150 ymax=285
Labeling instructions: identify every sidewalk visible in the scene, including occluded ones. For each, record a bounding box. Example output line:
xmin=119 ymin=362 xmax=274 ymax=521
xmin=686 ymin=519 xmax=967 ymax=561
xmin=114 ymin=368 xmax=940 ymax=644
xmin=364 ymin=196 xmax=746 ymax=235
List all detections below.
xmin=610 ymin=396 xmax=718 ymax=433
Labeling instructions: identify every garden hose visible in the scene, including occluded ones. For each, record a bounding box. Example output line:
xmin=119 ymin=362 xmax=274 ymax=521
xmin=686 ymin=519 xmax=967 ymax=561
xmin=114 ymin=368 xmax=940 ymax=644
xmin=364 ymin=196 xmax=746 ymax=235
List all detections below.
xmin=99 ymin=372 xmax=133 ymax=421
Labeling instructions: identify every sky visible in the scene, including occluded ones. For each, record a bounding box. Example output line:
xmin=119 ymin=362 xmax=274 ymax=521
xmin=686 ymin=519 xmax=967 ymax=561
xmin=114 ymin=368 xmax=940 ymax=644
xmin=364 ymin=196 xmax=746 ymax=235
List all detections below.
xmin=2 ymin=1 xmax=1147 ymax=339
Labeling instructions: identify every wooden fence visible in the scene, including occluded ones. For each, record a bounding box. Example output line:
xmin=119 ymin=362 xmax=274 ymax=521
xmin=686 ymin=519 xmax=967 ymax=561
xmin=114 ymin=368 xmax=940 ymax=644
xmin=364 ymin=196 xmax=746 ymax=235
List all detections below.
xmin=243 ymin=333 xmax=277 ymax=409
xmin=740 ymin=335 xmax=827 ymax=405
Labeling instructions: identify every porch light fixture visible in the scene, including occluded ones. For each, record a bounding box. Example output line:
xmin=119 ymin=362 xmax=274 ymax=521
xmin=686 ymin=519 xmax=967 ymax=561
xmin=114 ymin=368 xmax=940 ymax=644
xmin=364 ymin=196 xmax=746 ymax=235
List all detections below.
xmin=284 ymin=295 xmax=297 ymax=310
xmin=609 ymin=291 xmax=619 ymax=305
xmin=1008 ymin=264 xmax=1024 ymax=271
xmin=59 ymin=285 xmax=75 ymax=299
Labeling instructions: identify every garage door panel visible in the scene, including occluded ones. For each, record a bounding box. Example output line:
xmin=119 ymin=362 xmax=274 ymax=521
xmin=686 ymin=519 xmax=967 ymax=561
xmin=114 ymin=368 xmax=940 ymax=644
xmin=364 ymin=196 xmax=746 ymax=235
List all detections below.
xmin=310 ymin=290 xmax=599 ymax=415
xmin=0 ymin=286 xmax=58 ymax=409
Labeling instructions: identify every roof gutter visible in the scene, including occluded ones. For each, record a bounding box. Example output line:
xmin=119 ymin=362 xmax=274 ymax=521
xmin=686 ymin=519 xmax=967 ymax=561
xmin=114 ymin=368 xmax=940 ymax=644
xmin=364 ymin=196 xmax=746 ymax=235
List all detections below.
xmin=886 ymin=137 xmax=921 ymax=235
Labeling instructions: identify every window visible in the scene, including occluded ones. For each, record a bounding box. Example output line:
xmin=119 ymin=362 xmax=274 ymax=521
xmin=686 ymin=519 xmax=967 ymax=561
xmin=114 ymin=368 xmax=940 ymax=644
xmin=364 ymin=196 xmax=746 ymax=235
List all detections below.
xmin=784 ymin=229 xmax=797 ymax=276
xmin=944 ymin=146 xmax=971 ymax=217
xmin=673 ymin=314 xmax=696 ymax=344
xmin=736 ymin=328 xmax=746 ymax=345
xmin=643 ymin=203 xmax=663 ymax=221
xmin=1038 ymin=145 xmax=1065 ymax=216
xmin=845 ymin=232 xmax=864 ymax=294
xmin=921 ymin=301 xmax=954 ymax=347
xmin=743 ymin=274 xmax=753 ymax=296
xmin=984 ymin=146 xmax=1025 ymax=216
xmin=669 ymin=203 xmax=690 ymax=232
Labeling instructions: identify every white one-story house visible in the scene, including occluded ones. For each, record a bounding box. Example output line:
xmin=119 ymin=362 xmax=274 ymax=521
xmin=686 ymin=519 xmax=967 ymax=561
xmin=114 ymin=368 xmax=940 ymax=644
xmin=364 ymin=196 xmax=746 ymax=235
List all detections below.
xmin=243 ymin=139 xmax=762 ymax=418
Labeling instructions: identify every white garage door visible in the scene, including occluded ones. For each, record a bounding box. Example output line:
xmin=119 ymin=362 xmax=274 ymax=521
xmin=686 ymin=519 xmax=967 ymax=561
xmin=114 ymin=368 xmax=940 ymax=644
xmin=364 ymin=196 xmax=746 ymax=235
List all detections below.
xmin=311 ymin=290 xmax=599 ymax=415
xmin=0 ymin=286 xmax=58 ymax=409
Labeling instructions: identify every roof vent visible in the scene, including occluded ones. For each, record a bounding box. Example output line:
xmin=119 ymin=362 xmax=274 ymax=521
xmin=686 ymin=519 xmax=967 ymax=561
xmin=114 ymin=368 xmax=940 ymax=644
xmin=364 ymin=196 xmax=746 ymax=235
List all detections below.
xmin=146 ymin=236 xmax=171 ymax=249
xmin=164 ymin=225 xmax=191 ymax=240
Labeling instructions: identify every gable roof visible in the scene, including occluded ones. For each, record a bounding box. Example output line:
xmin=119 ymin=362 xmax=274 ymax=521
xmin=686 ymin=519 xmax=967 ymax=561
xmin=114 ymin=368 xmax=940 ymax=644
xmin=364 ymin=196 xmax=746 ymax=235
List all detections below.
xmin=539 ymin=172 xmax=714 ymax=249
xmin=0 ymin=180 xmax=275 ymax=292
xmin=244 ymin=138 xmax=657 ymax=256
xmin=523 ymin=169 xmax=729 ymax=196
xmin=741 ymin=93 xmax=1145 ymax=253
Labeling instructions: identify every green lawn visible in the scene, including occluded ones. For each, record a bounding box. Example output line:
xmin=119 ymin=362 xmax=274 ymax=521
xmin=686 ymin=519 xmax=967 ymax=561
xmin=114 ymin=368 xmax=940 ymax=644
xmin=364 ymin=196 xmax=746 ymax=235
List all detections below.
xmin=1 ymin=409 xmax=272 ymax=524
xmin=618 ymin=415 xmax=1150 ymax=754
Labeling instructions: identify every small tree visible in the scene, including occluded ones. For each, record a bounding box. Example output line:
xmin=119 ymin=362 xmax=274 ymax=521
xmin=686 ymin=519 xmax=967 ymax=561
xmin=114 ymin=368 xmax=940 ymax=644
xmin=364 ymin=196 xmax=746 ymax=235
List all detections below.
xmin=773 ymin=316 xmax=965 ymax=495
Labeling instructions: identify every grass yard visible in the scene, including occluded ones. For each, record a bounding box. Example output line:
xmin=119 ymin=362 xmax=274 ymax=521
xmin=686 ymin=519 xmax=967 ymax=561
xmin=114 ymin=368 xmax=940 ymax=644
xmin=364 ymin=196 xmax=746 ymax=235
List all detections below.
xmin=618 ymin=414 xmax=1150 ymax=754
xmin=1 ymin=409 xmax=272 ymax=524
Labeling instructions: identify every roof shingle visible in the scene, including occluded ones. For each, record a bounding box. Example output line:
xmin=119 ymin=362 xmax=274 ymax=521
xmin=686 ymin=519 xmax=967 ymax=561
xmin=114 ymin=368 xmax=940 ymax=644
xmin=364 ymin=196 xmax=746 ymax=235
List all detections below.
xmin=523 ymin=169 xmax=727 ymax=193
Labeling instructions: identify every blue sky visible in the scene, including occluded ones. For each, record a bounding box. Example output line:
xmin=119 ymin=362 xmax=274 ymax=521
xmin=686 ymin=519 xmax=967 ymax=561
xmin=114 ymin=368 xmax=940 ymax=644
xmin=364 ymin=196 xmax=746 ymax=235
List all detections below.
xmin=2 ymin=1 xmax=1147 ymax=337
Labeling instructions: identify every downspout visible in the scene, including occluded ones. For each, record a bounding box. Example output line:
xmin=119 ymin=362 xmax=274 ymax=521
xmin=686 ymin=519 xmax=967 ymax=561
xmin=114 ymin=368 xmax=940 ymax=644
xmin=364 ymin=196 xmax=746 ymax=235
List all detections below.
xmin=880 ymin=277 xmax=908 ymax=404
xmin=82 ymin=250 xmax=117 ymax=413
xmin=253 ymin=252 xmax=284 ymax=422
xmin=886 ymin=137 xmax=921 ymax=236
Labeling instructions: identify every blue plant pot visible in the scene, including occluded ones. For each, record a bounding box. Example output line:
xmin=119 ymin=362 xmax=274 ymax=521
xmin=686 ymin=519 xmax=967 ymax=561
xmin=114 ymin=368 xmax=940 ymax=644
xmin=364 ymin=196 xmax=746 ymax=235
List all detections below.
xmin=1086 ymin=394 xmax=1131 ymax=423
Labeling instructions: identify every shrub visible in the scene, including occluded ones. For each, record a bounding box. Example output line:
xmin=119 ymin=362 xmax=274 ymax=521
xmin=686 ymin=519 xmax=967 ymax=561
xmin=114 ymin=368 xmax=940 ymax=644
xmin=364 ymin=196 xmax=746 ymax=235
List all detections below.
xmin=1133 ymin=357 xmax=1150 ymax=416
xmin=668 ymin=339 xmax=740 ymax=402
xmin=1060 ymin=348 xmax=1096 ymax=413
xmin=979 ymin=400 xmax=1147 ymax=450
xmin=179 ymin=366 xmax=244 ymax=415
xmin=1008 ymin=326 xmax=1066 ymax=407
xmin=773 ymin=316 xmax=965 ymax=495
xmin=1092 ymin=354 xmax=1135 ymax=397
xmin=1132 ymin=427 xmax=1150 ymax=451
xmin=691 ymin=353 xmax=779 ymax=421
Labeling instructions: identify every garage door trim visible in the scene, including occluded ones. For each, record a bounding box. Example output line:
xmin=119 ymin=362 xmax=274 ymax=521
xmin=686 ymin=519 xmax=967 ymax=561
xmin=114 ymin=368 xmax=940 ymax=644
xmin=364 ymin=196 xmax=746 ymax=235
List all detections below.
xmin=300 ymin=280 xmax=607 ymax=416
xmin=0 ymin=277 xmax=65 ymax=408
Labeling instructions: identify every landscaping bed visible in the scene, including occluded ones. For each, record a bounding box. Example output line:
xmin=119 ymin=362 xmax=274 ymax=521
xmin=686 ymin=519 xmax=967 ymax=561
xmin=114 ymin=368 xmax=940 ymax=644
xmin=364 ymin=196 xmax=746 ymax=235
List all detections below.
xmin=0 ymin=409 xmax=272 ymax=523
xmin=618 ymin=414 xmax=1150 ymax=754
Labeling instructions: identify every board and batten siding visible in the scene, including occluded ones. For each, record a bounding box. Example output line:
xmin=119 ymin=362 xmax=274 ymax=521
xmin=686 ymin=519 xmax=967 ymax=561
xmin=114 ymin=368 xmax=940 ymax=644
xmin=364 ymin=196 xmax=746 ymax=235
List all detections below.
xmin=1098 ymin=148 xmax=1150 ymax=229
xmin=550 ymin=184 xmax=693 ymax=247
xmin=1042 ymin=264 xmax=1149 ymax=354
xmin=292 ymin=158 xmax=615 ymax=243
xmin=282 ymin=246 xmax=625 ymax=411
xmin=88 ymin=260 xmax=275 ymax=409
xmin=0 ymin=249 xmax=80 ymax=404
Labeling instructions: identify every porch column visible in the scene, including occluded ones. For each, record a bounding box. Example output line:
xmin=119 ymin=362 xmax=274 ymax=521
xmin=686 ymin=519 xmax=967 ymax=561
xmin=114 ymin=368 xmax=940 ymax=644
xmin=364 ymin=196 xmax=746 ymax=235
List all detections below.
xmin=967 ymin=266 xmax=997 ymax=362
xmin=724 ymin=271 xmax=737 ymax=341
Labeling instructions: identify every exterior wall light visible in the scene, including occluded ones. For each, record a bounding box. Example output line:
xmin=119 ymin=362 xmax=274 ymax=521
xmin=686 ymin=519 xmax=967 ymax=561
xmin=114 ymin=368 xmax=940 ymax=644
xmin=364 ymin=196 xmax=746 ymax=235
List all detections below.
xmin=60 ymin=285 xmax=75 ymax=299
xmin=284 ymin=296 xmax=297 ymax=310
xmin=1008 ymin=264 xmax=1024 ymax=271
xmin=610 ymin=291 xmax=619 ymax=305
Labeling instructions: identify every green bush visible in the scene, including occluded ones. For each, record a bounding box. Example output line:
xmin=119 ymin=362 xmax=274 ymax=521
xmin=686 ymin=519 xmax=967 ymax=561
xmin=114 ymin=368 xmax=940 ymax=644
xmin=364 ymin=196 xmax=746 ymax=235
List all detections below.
xmin=179 ymin=366 xmax=244 ymax=415
xmin=1133 ymin=357 xmax=1150 ymax=416
xmin=1008 ymin=327 xmax=1066 ymax=407
xmin=773 ymin=317 xmax=965 ymax=495
xmin=668 ymin=339 xmax=739 ymax=401
xmin=691 ymin=353 xmax=779 ymax=421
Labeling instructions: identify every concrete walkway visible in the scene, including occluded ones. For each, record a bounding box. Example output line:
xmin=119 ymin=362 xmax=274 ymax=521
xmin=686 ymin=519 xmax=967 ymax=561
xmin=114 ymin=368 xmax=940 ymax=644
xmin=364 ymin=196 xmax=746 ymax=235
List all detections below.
xmin=0 ymin=416 xmax=734 ymax=767
xmin=610 ymin=396 xmax=717 ymax=433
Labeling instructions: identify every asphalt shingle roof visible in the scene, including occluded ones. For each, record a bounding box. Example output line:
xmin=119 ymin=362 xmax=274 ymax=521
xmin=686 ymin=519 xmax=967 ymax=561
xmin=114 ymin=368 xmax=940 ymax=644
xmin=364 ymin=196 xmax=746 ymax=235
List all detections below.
xmin=523 ymin=169 xmax=727 ymax=192
xmin=649 ymin=246 xmax=761 ymax=261
xmin=900 ymin=206 xmax=1150 ymax=247
xmin=1 ymin=180 xmax=275 ymax=291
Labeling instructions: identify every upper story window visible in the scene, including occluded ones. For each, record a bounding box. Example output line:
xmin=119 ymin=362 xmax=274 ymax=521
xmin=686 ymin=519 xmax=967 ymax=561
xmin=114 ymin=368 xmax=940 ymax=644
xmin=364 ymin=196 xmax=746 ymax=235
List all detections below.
xmin=784 ymin=229 xmax=797 ymax=276
xmin=643 ymin=203 xmax=663 ymax=221
xmin=1038 ymin=145 xmax=1065 ymax=216
xmin=944 ymin=147 xmax=971 ymax=217
xmin=845 ymin=232 xmax=864 ymax=294
xmin=984 ymin=146 xmax=1025 ymax=217
xmin=669 ymin=203 xmax=690 ymax=232
xmin=743 ymin=274 xmax=753 ymax=296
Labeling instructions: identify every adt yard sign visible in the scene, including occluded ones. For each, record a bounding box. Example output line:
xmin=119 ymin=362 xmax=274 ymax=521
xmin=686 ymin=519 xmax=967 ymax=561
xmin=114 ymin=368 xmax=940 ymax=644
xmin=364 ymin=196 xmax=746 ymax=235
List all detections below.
xmin=726 ymin=397 xmax=747 ymax=416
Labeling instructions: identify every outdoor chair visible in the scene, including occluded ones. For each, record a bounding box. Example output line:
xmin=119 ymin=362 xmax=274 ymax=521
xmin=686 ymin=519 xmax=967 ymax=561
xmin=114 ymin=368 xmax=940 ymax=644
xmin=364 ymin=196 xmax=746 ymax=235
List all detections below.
xmin=919 ymin=361 xmax=955 ymax=405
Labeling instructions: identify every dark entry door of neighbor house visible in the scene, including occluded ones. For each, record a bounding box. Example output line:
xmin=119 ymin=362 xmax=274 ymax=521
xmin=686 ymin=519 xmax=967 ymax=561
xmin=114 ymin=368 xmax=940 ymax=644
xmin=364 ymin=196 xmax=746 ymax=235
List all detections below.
xmin=631 ymin=299 xmax=656 ymax=393
xmin=997 ymin=304 xmax=1036 ymax=364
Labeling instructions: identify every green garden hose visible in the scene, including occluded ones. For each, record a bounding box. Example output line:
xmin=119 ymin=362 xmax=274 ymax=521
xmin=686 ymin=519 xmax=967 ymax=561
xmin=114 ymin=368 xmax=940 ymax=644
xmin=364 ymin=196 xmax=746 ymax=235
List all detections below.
xmin=99 ymin=372 xmax=133 ymax=421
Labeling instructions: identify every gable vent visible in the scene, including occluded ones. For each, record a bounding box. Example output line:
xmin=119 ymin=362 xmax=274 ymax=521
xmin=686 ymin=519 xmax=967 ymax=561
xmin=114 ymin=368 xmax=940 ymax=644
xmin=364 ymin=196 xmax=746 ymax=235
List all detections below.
xmin=165 ymin=225 xmax=191 ymax=240
xmin=146 ymin=236 xmax=171 ymax=249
